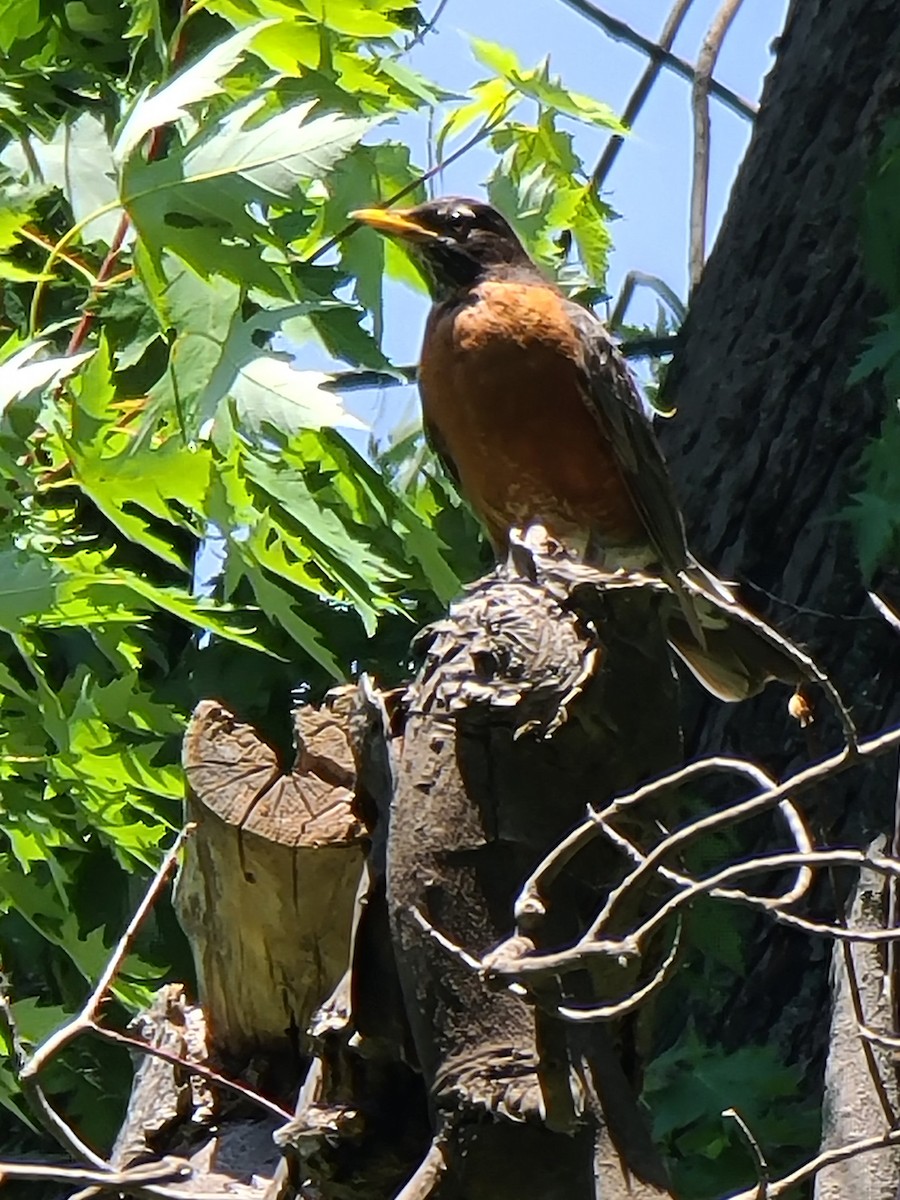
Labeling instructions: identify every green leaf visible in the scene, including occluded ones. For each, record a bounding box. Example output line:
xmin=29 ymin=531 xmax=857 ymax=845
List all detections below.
xmin=0 ymin=0 xmax=44 ymax=55
xmin=0 ymin=340 xmax=92 ymax=410
xmin=303 ymin=0 xmax=404 ymax=37
xmin=123 ymin=95 xmax=376 ymax=293
xmin=0 ymin=203 xmax=32 ymax=252
xmin=142 ymin=256 xmax=371 ymax=437
xmin=470 ymin=37 xmax=626 ymax=132
xmin=487 ymin=115 xmax=612 ymax=283
xmin=469 ymin=36 xmax=520 ymax=79
xmin=1 ymin=113 xmax=122 ymax=246
xmin=114 ymin=22 xmax=277 ymax=163
xmin=436 ymin=77 xmax=515 ymax=161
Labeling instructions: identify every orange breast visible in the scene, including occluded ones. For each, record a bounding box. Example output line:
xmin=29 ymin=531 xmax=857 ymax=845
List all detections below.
xmin=419 ymin=280 xmax=645 ymax=552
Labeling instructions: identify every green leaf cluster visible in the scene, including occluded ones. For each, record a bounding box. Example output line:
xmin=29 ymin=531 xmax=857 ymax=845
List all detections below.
xmin=437 ymin=37 xmax=623 ymax=292
xmin=644 ymin=1028 xmax=818 ymax=1198
xmin=0 ymin=0 xmax=464 ymax=1149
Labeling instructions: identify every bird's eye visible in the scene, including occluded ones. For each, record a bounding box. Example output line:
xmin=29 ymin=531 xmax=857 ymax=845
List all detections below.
xmin=445 ymin=208 xmax=474 ymax=239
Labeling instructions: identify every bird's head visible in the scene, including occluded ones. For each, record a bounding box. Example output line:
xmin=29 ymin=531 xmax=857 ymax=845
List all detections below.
xmin=350 ymin=197 xmax=539 ymax=300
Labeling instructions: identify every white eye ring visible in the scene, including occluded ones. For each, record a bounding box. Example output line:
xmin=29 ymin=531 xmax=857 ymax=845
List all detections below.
xmin=446 ymin=207 xmax=475 ymax=237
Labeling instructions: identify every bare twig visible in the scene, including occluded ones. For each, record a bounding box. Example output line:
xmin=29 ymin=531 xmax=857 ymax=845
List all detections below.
xmin=498 ymin=848 xmax=900 ymax=987
xmin=723 ymin=1109 xmax=769 ymax=1199
xmin=22 ymin=827 xmax=192 ymax=1081
xmin=724 ymin=1128 xmax=900 ymax=1200
xmin=516 ymin=755 xmax=805 ymax=925
xmin=321 ymin=332 xmax=676 ymax=396
xmin=554 ymin=921 xmax=682 ymax=1022
xmin=869 ymin=589 xmax=900 ymax=634
xmin=87 ymin=1023 xmax=292 ymax=1122
xmin=678 ymin=570 xmax=859 ymax=747
xmin=858 ymin=1020 xmax=900 ymax=1051
xmin=889 ymin=754 xmax=900 ymax=1028
xmin=0 ymin=994 xmax=107 ymax=1168
xmin=609 ymin=269 xmax=687 ymax=333
xmin=690 ymin=0 xmax=746 ymax=289
xmin=403 ymin=0 xmax=451 ymax=54
xmin=393 ymin=1134 xmax=450 ymax=1200
xmin=559 ymin=0 xmax=757 ymax=121
xmin=592 ymin=0 xmax=696 ymax=190
xmin=57 ymin=2 xmax=195 ymax=353
xmin=0 ymin=1159 xmax=189 ymax=1190
xmin=595 ymin=788 xmax=813 ymax=911
xmin=826 ymin=837 xmax=900 ymax=1128
xmin=309 ymin=106 xmax=507 ymax=267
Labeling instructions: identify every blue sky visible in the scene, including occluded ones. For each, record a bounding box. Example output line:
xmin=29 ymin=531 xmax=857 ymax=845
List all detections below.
xmin=332 ymin=0 xmax=790 ymax=433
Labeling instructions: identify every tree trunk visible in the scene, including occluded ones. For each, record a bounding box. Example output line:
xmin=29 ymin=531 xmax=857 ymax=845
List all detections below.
xmin=659 ymin=0 xmax=900 ymax=1128
xmin=386 ymin=556 xmax=682 ymax=1198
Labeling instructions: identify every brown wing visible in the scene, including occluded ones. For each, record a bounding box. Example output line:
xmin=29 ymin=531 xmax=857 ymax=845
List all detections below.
xmin=563 ymin=301 xmax=689 ymax=578
xmin=422 ymin=412 xmax=462 ymax=489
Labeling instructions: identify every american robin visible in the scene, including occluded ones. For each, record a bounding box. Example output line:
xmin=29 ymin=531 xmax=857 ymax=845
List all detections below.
xmin=351 ymin=197 xmax=798 ymax=701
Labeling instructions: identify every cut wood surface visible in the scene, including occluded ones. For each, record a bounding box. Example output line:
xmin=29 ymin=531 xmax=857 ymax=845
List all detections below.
xmin=176 ymin=699 xmax=365 ymax=1062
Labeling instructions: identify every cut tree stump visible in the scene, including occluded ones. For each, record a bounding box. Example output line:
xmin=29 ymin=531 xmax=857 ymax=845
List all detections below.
xmin=176 ymin=698 xmax=365 ymax=1065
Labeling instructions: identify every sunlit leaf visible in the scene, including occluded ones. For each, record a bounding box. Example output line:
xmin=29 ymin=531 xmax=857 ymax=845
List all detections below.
xmin=115 ymin=22 xmax=277 ymax=163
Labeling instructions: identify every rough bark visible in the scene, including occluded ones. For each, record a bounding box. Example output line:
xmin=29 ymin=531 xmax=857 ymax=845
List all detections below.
xmin=663 ymin=0 xmax=900 ymax=762
xmin=815 ymin=842 xmax=900 ymax=1199
xmin=111 ymin=985 xmax=282 ymax=1199
xmin=386 ymin=553 xmax=683 ymax=1199
xmin=659 ymin=0 xmax=900 ymax=1054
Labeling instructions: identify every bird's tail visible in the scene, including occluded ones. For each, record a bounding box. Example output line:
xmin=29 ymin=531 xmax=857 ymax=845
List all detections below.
xmin=666 ymin=560 xmax=804 ymax=702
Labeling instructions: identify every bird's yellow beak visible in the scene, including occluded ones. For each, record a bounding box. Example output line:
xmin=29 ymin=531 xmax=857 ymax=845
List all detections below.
xmin=349 ymin=208 xmax=438 ymax=240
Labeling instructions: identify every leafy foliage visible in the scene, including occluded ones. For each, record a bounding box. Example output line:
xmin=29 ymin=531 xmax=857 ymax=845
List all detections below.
xmin=438 ymin=37 xmax=623 ymax=290
xmin=0 ymin=0 xmax=620 ymax=1156
xmin=644 ymin=1028 xmax=818 ymax=1199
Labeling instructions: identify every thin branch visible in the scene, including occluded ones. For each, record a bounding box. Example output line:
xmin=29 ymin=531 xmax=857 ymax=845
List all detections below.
xmin=320 ymin=333 xmax=675 ymax=395
xmin=497 ymin=848 xmax=900 ymax=987
xmin=858 ymin=1020 xmax=900 ymax=1051
xmin=889 ymin=754 xmax=900 ymax=1030
xmin=0 ymin=984 xmax=108 ymax=1169
xmin=59 ymin=4 xmax=195 ymax=354
xmin=408 ymin=906 xmax=530 ymax=997
xmin=307 ymin=106 xmax=508 ymax=267
xmin=87 ymin=1024 xmax=292 ymax=1123
xmin=393 ymin=1135 xmax=450 ymax=1200
xmin=403 ymin=0 xmax=451 ymax=54
xmin=724 ymin=1128 xmax=900 ymax=1200
xmin=825 ymin=838 xmax=900 ymax=1128
xmin=22 ymin=827 xmax=192 ymax=1080
xmin=516 ymin=755 xmax=799 ymax=926
xmin=0 ymin=1159 xmax=189 ymax=1191
xmin=869 ymin=589 xmax=900 ymax=633
xmin=723 ymin=1109 xmax=769 ymax=1199
xmin=610 ymin=270 xmax=686 ymax=333
xmin=678 ymin=570 xmax=859 ymax=747
xmin=559 ymin=0 xmax=757 ymax=121
xmin=596 ymin=790 xmax=813 ymax=912
xmin=690 ymin=0 xmax=746 ymax=289
xmin=553 ymin=921 xmax=682 ymax=1022
xmin=592 ymin=0 xmax=696 ymax=191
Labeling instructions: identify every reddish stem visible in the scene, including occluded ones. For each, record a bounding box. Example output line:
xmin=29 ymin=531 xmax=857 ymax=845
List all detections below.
xmin=64 ymin=1 xmax=194 ymax=356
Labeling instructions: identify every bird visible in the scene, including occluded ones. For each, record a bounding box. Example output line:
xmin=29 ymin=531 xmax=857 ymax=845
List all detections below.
xmin=350 ymin=197 xmax=800 ymax=702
